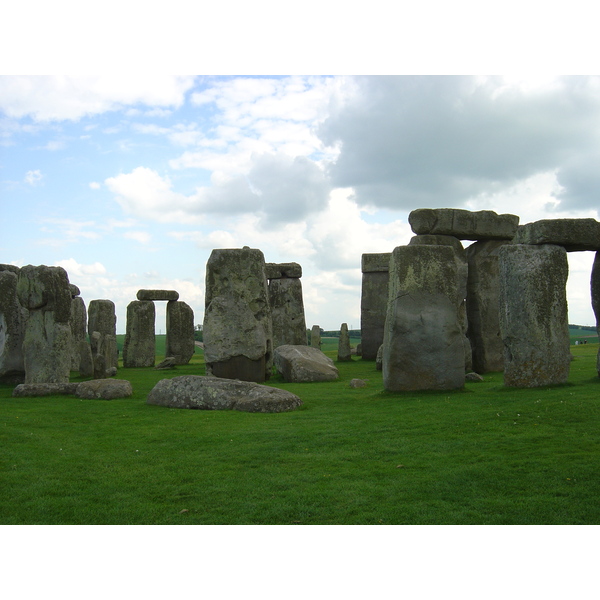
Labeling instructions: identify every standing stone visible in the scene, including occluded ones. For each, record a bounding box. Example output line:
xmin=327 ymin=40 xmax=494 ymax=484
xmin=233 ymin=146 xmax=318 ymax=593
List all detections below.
xmin=269 ymin=278 xmax=307 ymax=348
xmin=123 ymin=300 xmax=156 ymax=368
xmin=88 ymin=299 xmax=118 ymax=370
xmin=466 ymin=240 xmax=510 ymax=373
xmin=70 ymin=296 xmax=87 ymax=371
xmin=338 ymin=323 xmax=352 ymax=362
xmin=16 ymin=265 xmax=72 ymax=384
xmin=78 ymin=339 xmax=94 ymax=378
xmin=0 ymin=268 xmax=27 ymax=383
xmin=203 ymin=247 xmax=273 ymax=383
xmin=499 ymin=244 xmax=570 ymax=387
xmin=165 ymin=300 xmax=195 ymax=365
xmin=592 ymin=252 xmax=600 ymax=377
xmin=383 ymin=245 xmax=466 ymax=391
xmin=310 ymin=325 xmax=321 ymax=349
xmin=360 ymin=253 xmax=390 ymax=360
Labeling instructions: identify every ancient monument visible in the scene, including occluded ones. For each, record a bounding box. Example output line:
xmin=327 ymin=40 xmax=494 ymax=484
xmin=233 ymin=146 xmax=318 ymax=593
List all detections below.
xmin=337 ymin=323 xmax=352 ymax=361
xmin=266 ymin=262 xmax=307 ymax=348
xmin=88 ymin=299 xmax=118 ymax=378
xmin=360 ymin=253 xmax=390 ymax=360
xmin=310 ymin=325 xmax=321 ymax=349
xmin=0 ymin=265 xmax=27 ymax=383
xmin=203 ymin=247 xmax=273 ymax=383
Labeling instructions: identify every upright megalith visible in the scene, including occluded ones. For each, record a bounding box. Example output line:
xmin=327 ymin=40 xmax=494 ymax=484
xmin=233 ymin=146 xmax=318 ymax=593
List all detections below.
xmin=499 ymin=244 xmax=570 ymax=387
xmin=310 ymin=325 xmax=321 ymax=349
xmin=16 ymin=265 xmax=72 ymax=384
xmin=592 ymin=252 xmax=600 ymax=377
xmin=466 ymin=240 xmax=510 ymax=373
xmin=383 ymin=245 xmax=466 ymax=391
xmin=203 ymin=247 xmax=273 ymax=383
xmin=408 ymin=208 xmax=519 ymax=241
xmin=0 ymin=267 xmax=27 ymax=383
xmin=88 ymin=299 xmax=118 ymax=373
xmin=165 ymin=300 xmax=195 ymax=365
xmin=360 ymin=253 xmax=390 ymax=360
xmin=266 ymin=262 xmax=307 ymax=348
xmin=338 ymin=323 xmax=352 ymax=361
xmin=123 ymin=300 xmax=156 ymax=368
xmin=70 ymin=295 xmax=87 ymax=372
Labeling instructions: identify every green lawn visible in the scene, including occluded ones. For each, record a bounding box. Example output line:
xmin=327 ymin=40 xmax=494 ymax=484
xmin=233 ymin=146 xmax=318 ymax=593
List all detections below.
xmin=2 ymin=343 xmax=599 ymax=525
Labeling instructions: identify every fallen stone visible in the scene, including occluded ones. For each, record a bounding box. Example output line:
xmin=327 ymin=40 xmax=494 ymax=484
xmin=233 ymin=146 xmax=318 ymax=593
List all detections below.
xmin=76 ymin=379 xmax=133 ymax=400
xmin=137 ymin=289 xmax=180 ymax=301
xmin=274 ymin=345 xmax=339 ymax=382
xmin=350 ymin=378 xmax=367 ymax=388
xmin=513 ymin=218 xmax=600 ymax=251
xmin=12 ymin=382 xmax=80 ymax=397
xmin=465 ymin=372 xmax=484 ymax=383
xmin=156 ymin=356 xmax=177 ymax=370
xmin=147 ymin=375 xmax=302 ymax=413
xmin=408 ymin=208 xmax=519 ymax=241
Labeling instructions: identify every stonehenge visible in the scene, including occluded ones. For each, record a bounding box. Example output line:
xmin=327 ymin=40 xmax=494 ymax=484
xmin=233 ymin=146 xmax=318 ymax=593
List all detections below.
xmin=360 ymin=253 xmax=390 ymax=360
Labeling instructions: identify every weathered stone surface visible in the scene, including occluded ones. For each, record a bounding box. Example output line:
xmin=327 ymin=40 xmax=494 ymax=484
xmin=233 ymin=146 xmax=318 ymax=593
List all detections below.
xmin=592 ymin=252 xmax=600 ymax=377
xmin=70 ymin=297 xmax=87 ymax=371
xmin=350 ymin=378 xmax=367 ymax=388
xmin=376 ymin=345 xmax=383 ymax=371
xmin=156 ymin=356 xmax=177 ymax=370
xmin=69 ymin=284 xmax=80 ymax=298
xmin=76 ymin=378 xmax=133 ymax=400
xmin=409 ymin=208 xmax=519 ymax=241
xmin=338 ymin=323 xmax=352 ymax=362
xmin=203 ymin=247 xmax=273 ymax=383
xmin=361 ymin=254 xmax=390 ymax=361
xmin=409 ymin=234 xmax=465 ymax=253
xmin=310 ymin=325 xmax=321 ymax=348
xmin=513 ymin=218 xmax=600 ymax=252
xmin=499 ymin=244 xmax=570 ymax=387
xmin=12 ymin=382 xmax=80 ymax=397
xmin=165 ymin=300 xmax=195 ymax=365
xmin=147 ymin=375 xmax=302 ymax=413
xmin=0 ymin=269 xmax=27 ymax=383
xmin=78 ymin=339 xmax=94 ymax=378
xmin=136 ymin=289 xmax=180 ymax=302
xmin=88 ymin=300 xmax=117 ymax=370
xmin=466 ymin=240 xmax=510 ymax=373
xmin=269 ymin=278 xmax=307 ymax=348
xmin=123 ymin=300 xmax=155 ymax=367
xmin=383 ymin=245 xmax=466 ymax=391
xmin=465 ymin=372 xmax=484 ymax=382
xmin=17 ymin=266 xmax=72 ymax=384
xmin=274 ymin=344 xmax=339 ymax=382
xmin=361 ymin=253 xmax=390 ymax=273
xmin=265 ymin=262 xmax=302 ymax=279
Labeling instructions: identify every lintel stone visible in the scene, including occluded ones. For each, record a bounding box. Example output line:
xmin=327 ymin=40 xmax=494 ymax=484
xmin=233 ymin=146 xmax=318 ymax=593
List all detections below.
xmin=513 ymin=218 xmax=600 ymax=252
xmin=137 ymin=289 xmax=180 ymax=302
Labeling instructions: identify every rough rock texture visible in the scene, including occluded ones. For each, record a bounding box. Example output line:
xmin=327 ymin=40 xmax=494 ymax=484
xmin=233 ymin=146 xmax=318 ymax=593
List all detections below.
xmin=78 ymin=339 xmax=94 ymax=378
xmin=147 ymin=375 xmax=302 ymax=413
xmin=513 ymin=218 xmax=600 ymax=252
xmin=155 ymin=356 xmax=177 ymax=370
xmin=360 ymin=253 xmax=390 ymax=361
xmin=350 ymin=378 xmax=367 ymax=388
xmin=203 ymin=247 xmax=273 ymax=383
xmin=165 ymin=300 xmax=195 ymax=365
xmin=269 ymin=277 xmax=307 ymax=348
xmin=123 ymin=300 xmax=155 ymax=368
xmin=70 ymin=296 xmax=87 ymax=371
xmin=338 ymin=323 xmax=352 ymax=362
xmin=0 ymin=269 xmax=27 ymax=383
xmin=592 ymin=252 xmax=600 ymax=377
xmin=408 ymin=234 xmax=465 ymax=252
xmin=409 ymin=208 xmax=519 ymax=241
xmin=265 ymin=262 xmax=303 ymax=279
xmin=310 ymin=325 xmax=321 ymax=349
xmin=383 ymin=245 xmax=466 ymax=391
xmin=376 ymin=345 xmax=383 ymax=371
xmin=274 ymin=344 xmax=339 ymax=382
xmin=137 ymin=289 xmax=180 ymax=301
xmin=88 ymin=299 xmax=118 ymax=370
xmin=466 ymin=240 xmax=510 ymax=373
xmin=76 ymin=378 xmax=133 ymax=400
xmin=12 ymin=382 xmax=80 ymax=397
xmin=17 ymin=265 xmax=72 ymax=384
xmin=499 ymin=244 xmax=570 ymax=387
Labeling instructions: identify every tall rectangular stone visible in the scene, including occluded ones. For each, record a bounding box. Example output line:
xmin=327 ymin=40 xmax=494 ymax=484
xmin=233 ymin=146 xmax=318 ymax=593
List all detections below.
xmin=269 ymin=278 xmax=307 ymax=348
xmin=360 ymin=253 xmax=390 ymax=360
xmin=499 ymin=244 xmax=570 ymax=387
xmin=166 ymin=300 xmax=195 ymax=365
xmin=123 ymin=300 xmax=156 ymax=368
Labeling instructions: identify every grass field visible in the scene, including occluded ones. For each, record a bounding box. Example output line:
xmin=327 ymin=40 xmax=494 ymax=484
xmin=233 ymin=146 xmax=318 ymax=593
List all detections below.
xmin=2 ymin=340 xmax=600 ymax=525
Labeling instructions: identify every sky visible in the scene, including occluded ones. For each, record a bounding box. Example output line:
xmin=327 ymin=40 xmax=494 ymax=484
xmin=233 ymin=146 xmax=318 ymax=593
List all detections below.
xmin=2 ymin=75 xmax=600 ymax=332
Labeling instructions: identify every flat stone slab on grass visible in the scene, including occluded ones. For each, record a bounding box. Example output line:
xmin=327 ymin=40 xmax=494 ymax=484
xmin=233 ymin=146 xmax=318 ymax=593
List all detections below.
xmin=147 ymin=375 xmax=302 ymax=413
xmin=274 ymin=345 xmax=339 ymax=382
xmin=13 ymin=382 xmax=80 ymax=397
xmin=76 ymin=379 xmax=133 ymax=400
xmin=409 ymin=208 xmax=519 ymax=241
xmin=513 ymin=218 xmax=600 ymax=251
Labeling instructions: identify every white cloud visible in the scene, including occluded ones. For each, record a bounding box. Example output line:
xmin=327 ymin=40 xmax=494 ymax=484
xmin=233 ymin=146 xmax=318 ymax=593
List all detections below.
xmin=24 ymin=169 xmax=42 ymax=185
xmin=54 ymin=258 xmax=107 ymax=278
xmin=0 ymin=76 xmax=197 ymax=122
xmin=89 ymin=181 xmax=101 ymax=189
xmin=124 ymin=231 xmax=152 ymax=245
